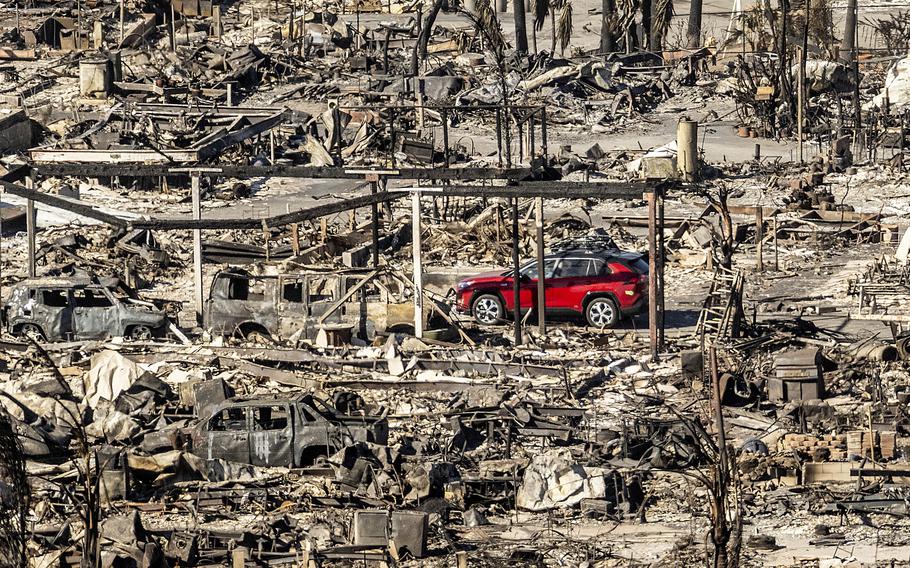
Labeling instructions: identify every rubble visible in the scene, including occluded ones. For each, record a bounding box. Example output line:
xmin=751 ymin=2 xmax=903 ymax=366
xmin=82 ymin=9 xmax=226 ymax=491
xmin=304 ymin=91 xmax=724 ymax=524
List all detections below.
xmin=4 ymin=0 xmax=910 ymax=566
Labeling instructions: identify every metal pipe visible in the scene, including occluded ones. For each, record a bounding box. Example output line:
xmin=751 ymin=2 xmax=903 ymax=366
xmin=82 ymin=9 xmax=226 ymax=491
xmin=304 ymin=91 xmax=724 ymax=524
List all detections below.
xmin=512 ymin=197 xmax=521 ymax=345
xmin=647 ymin=190 xmax=658 ymax=361
xmin=536 ymin=197 xmax=545 ymax=335
xmin=371 ymin=180 xmax=380 ymax=268
xmin=192 ymin=174 xmax=203 ymax=325
xmin=412 ymin=191 xmax=424 ymax=338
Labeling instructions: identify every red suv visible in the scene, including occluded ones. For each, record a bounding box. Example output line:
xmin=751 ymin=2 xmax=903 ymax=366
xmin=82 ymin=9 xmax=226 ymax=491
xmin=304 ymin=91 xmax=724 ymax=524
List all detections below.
xmin=454 ymin=248 xmax=648 ymax=328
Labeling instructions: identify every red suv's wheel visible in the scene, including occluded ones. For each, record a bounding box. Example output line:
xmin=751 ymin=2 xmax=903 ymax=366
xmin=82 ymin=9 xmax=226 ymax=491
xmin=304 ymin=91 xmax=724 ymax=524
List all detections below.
xmin=472 ymin=294 xmax=504 ymax=325
xmin=586 ymin=297 xmax=619 ymax=328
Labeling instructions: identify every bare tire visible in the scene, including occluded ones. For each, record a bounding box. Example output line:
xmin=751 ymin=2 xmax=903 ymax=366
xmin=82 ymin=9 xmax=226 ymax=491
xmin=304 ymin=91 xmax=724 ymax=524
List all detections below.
xmin=585 ymin=298 xmax=619 ymax=328
xmin=472 ymin=294 xmax=504 ymax=325
xmin=129 ymin=325 xmax=153 ymax=341
xmin=20 ymin=324 xmax=44 ymax=342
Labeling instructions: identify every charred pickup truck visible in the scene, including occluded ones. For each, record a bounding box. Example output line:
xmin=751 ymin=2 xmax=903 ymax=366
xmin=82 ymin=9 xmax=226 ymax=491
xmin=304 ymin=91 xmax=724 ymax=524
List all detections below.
xmin=2 ymin=277 xmax=175 ymax=342
xmin=204 ymin=267 xmax=444 ymax=341
xmin=186 ymin=393 xmax=389 ymax=467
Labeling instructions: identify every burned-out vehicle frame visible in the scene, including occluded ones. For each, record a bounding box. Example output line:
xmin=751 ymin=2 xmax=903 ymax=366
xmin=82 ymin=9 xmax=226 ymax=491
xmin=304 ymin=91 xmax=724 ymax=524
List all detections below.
xmin=186 ymin=393 xmax=389 ymax=467
xmin=203 ymin=267 xmax=443 ymax=341
xmin=2 ymin=276 xmax=174 ymax=342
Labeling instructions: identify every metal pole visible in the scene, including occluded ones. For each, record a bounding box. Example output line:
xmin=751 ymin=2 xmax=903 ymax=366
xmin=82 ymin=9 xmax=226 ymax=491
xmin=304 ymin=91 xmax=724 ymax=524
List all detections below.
xmin=192 ymin=174 xmax=203 ymax=326
xmin=442 ymin=108 xmax=450 ymax=167
xmin=25 ymin=177 xmax=35 ymax=278
xmin=798 ymin=46 xmax=805 ymax=163
xmin=512 ymin=197 xmax=521 ymax=345
xmin=535 ymin=197 xmax=545 ymax=335
xmin=755 ymin=206 xmax=763 ymax=272
xmin=657 ymin=187 xmax=665 ymax=351
xmin=119 ymin=0 xmax=124 ymax=44
xmin=370 ymin=180 xmax=380 ymax=268
xmin=495 ymin=109 xmax=503 ymax=167
xmin=773 ymin=214 xmax=779 ymax=271
xmin=540 ymin=108 xmax=548 ymax=158
xmin=647 ymin=190 xmax=658 ymax=362
xmin=412 ymin=191 xmax=424 ymax=339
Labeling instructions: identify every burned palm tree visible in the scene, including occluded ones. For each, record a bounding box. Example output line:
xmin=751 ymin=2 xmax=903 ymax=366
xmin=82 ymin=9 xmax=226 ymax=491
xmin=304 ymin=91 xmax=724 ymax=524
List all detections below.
xmin=529 ymin=0 xmax=573 ymax=55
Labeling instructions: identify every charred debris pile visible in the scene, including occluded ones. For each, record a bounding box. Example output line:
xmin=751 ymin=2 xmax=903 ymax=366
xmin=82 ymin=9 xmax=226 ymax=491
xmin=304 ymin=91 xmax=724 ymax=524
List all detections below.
xmin=4 ymin=0 xmax=910 ymax=567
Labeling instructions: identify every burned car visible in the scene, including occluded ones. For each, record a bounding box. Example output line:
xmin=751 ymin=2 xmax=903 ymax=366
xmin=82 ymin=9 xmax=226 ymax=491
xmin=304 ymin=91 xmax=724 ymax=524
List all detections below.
xmin=2 ymin=277 xmax=173 ymax=341
xmin=186 ymin=393 xmax=389 ymax=467
xmin=203 ymin=267 xmax=442 ymax=341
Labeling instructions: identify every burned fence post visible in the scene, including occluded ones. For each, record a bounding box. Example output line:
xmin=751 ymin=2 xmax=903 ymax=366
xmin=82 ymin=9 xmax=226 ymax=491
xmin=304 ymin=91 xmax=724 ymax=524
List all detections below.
xmin=25 ymin=177 xmax=35 ymax=278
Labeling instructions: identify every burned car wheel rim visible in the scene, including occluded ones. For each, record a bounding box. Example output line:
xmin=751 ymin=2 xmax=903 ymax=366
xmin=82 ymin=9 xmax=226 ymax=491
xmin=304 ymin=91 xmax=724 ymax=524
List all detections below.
xmin=588 ymin=300 xmax=616 ymax=328
xmin=473 ymin=296 xmax=502 ymax=324
xmin=21 ymin=324 xmax=42 ymax=341
xmin=130 ymin=325 xmax=152 ymax=341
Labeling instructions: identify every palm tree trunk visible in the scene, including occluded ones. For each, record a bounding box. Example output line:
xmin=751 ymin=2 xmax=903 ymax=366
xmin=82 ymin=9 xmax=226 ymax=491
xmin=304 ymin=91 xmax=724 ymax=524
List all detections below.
xmin=410 ymin=0 xmax=445 ymax=76
xmin=600 ymin=0 xmax=615 ymax=52
xmin=641 ymin=0 xmax=652 ymax=50
xmin=513 ymin=0 xmax=529 ymax=54
xmin=687 ymin=0 xmax=703 ymax=48
xmin=549 ymin=6 xmax=556 ymax=53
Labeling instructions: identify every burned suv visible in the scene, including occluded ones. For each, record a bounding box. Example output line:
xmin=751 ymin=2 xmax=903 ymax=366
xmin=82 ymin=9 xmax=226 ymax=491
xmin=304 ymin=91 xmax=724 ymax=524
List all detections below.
xmin=204 ymin=267 xmax=435 ymax=341
xmin=2 ymin=277 xmax=172 ymax=341
xmin=186 ymin=393 xmax=389 ymax=467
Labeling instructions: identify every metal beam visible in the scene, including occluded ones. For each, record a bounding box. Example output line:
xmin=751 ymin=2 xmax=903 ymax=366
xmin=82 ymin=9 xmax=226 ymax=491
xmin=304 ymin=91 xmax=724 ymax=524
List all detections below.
xmin=441 ymin=181 xmax=656 ymax=200
xmin=29 ymin=164 xmax=535 ymax=181
xmin=0 ymin=180 xmax=128 ymax=228
xmin=130 ymin=191 xmax=406 ymax=230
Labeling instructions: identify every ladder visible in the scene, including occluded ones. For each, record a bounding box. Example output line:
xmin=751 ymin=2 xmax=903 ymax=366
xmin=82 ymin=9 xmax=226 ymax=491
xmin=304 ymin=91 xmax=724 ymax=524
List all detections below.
xmin=696 ymin=266 xmax=744 ymax=342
